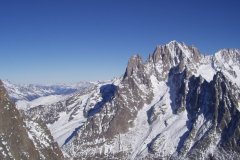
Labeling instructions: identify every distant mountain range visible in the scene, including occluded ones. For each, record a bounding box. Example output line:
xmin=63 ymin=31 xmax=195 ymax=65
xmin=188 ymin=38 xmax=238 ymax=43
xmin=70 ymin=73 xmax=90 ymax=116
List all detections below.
xmin=2 ymin=80 xmax=96 ymax=102
xmin=1 ymin=41 xmax=240 ymax=159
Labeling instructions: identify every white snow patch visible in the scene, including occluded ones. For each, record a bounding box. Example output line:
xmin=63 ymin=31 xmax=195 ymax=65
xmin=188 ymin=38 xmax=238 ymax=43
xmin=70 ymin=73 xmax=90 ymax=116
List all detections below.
xmin=196 ymin=64 xmax=216 ymax=82
xmin=16 ymin=95 xmax=68 ymax=111
xmin=47 ymin=93 xmax=92 ymax=146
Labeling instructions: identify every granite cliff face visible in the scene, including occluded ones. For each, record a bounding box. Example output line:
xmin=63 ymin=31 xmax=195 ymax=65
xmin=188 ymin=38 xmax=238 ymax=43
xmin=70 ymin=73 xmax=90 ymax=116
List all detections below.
xmin=2 ymin=41 xmax=240 ymax=159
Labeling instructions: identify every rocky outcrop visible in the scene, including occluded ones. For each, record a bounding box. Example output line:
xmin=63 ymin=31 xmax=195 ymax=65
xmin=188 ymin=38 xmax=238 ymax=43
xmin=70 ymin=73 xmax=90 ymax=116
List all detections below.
xmin=0 ymin=80 xmax=63 ymax=160
xmin=149 ymin=41 xmax=201 ymax=80
xmin=170 ymin=71 xmax=240 ymax=159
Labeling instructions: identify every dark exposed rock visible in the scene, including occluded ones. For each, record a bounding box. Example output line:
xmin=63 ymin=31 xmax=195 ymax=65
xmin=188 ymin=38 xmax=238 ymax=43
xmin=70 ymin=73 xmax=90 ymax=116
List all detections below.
xmin=168 ymin=65 xmax=189 ymax=114
xmin=0 ymin=80 xmax=64 ymax=160
xmin=123 ymin=54 xmax=151 ymax=87
xmin=171 ymin=71 xmax=240 ymax=159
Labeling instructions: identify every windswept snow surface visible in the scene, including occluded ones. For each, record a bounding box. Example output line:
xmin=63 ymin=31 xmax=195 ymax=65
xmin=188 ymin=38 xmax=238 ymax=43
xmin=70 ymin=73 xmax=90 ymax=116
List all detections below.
xmin=47 ymin=93 xmax=93 ymax=146
xmin=16 ymin=95 xmax=68 ymax=111
xmin=196 ymin=64 xmax=216 ymax=82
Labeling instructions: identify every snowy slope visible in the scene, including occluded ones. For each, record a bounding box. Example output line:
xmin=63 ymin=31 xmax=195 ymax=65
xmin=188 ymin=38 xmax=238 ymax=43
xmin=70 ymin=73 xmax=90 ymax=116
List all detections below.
xmin=17 ymin=80 xmax=120 ymax=148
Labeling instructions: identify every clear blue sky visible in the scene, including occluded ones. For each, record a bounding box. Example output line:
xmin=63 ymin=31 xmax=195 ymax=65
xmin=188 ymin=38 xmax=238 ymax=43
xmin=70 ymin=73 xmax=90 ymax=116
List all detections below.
xmin=0 ymin=0 xmax=240 ymax=84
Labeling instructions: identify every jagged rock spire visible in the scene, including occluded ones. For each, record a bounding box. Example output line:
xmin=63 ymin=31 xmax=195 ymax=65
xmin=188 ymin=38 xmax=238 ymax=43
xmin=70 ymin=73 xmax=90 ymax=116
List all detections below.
xmin=123 ymin=54 xmax=144 ymax=78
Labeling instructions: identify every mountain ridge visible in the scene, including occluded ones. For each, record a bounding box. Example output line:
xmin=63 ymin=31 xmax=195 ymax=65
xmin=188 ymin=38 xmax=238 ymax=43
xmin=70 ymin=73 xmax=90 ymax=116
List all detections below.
xmin=1 ymin=40 xmax=240 ymax=159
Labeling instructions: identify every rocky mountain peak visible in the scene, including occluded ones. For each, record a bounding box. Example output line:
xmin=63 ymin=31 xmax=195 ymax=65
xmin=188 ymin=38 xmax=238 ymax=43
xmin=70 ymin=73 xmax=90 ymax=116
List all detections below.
xmin=214 ymin=48 xmax=240 ymax=64
xmin=150 ymin=41 xmax=201 ymax=68
xmin=123 ymin=54 xmax=151 ymax=87
xmin=124 ymin=54 xmax=144 ymax=78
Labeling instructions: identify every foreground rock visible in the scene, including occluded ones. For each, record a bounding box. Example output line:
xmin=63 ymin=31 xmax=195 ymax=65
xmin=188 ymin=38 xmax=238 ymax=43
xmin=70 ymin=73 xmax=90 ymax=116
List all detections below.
xmin=0 ymin=80 xmax=64 ymax=160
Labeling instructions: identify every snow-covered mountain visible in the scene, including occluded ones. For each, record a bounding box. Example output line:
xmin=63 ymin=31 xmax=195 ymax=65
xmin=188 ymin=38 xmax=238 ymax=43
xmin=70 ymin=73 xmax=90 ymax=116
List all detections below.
xmin=61 ymin=41 xmax=240 ymax=159
xmin=1 ymin=41 xmax=240 ymax=159
xmin=3 ymin=80 xmax=95 ymax=102
xmin=24 ymin=80 xmax=120 ymax=147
